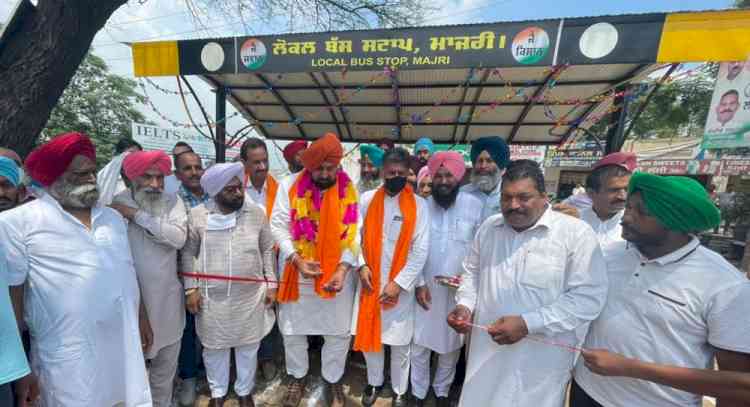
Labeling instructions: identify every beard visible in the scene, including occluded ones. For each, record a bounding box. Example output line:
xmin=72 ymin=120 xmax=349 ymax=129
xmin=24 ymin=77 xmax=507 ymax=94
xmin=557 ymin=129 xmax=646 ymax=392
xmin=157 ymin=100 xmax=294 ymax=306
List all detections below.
xmin=134 ymin=187 xmax=167 ymax=216
xmin=216 ymin=193 xmax=244 ymax=212
xmin=432 ymin=183 xmax=460 ymax=209
xmin=50 ymin=180 xmax=99 ymax=209
xmin=471 ymin=169 xmax=501 ymax=193
xmin=0 ymin=196 xmax=19 ymax=212
xmin=313 ymin=177 xmax=336 ymax=190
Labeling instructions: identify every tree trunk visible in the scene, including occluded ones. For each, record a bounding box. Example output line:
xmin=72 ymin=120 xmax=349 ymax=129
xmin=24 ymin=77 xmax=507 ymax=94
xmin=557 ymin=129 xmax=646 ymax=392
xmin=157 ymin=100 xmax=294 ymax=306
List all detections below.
xmin=0 ymin=0 xmax=126 ymax=158
xmin=742 ymin=232 xmax=750 ymax=278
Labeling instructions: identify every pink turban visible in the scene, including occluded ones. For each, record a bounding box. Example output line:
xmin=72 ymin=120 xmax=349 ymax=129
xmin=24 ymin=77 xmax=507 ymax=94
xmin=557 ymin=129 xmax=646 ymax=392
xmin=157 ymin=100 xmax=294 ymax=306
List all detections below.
xmin=122 ymin=150 xmax=172 ymax=181
xmin=417 ymin=166 xmax=431 ymax=185
xmin=427 ymin=151 xmax=466 ymax=180
xmin=26 ymin=132 xmax=96 ymax=187
xmin=592 ymin=152 xmax=637 ymax=172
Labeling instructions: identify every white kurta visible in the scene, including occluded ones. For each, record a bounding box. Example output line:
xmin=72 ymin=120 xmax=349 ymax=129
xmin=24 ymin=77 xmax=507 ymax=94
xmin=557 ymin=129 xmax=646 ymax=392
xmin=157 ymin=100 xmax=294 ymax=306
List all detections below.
xmin=270 ymin=173 xmax=360 ymax=336
xmin=414 ymin=192 xmax=483 ymax=354
xmin=350 ymin=188 xmax=430 ymax=346
xmin=0 ymin=194 xmax=151 ymax=407
xmin=574 ymin=238 xmax=750 ymax=407
xmin=455 ymin=208 xmax=608 ymax=407
xmin=579 ymin=208 xmax=624 ymax=252
xmin=113 ymin=190 xmax=188 ymax=359
xmin=460 ymin=180 xmax=502 ymax=223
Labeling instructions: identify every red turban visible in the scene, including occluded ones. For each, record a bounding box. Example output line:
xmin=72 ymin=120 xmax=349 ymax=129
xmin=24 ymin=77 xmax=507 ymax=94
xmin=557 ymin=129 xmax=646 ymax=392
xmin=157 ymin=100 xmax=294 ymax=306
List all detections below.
xmin=283 ymin=140 xmax=308 ymax=164
xmin=592 ymin=152 xmax=637 ymax=172
xmin=25 ymin=132 xmax=96 ymax=187
xmin=122 ymin=150 xmax=172 ymax=181
xmin=300 ymin=133 xmax=343 ymax=170
xmin=427 ymin=151 xmax=466 ymax=181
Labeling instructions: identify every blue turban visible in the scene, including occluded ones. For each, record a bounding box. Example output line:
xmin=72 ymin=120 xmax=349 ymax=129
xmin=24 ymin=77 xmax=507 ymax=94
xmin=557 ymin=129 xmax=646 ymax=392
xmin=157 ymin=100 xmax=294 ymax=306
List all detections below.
xmin=414 ymin=137 xmax=435 ymax=155
xmin=0 ymin=157 xmax=20 ymax=187
xmin=360 ymin=144 xmax=384 ymax=168
xmin=470 ymin=136 xmax=510 ymax=168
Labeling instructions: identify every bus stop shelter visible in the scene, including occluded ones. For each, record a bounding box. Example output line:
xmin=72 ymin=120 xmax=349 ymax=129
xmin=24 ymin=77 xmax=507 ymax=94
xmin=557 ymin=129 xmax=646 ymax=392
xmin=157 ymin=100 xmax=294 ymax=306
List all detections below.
xmin=131 ymin=9 xmax=750 ymax=161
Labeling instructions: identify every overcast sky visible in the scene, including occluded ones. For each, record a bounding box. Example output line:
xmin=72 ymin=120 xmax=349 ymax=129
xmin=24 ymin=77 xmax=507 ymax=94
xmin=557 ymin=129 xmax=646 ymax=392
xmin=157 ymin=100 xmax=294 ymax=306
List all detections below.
xmin=0 ymin=0 xmax=733 ymax=169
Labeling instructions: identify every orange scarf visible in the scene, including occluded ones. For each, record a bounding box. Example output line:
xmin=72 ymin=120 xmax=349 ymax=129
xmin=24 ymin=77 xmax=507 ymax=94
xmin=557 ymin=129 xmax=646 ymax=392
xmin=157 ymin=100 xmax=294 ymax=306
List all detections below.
xmin=265 ymin=176 xmax=278 ymax=219
xmin=353 ymin=185 xmax=417 ymax=353
xmin=277 ymin=172 xmax=358 ymax=303
xmin=243 ymin=172 xmax=278 ymax=219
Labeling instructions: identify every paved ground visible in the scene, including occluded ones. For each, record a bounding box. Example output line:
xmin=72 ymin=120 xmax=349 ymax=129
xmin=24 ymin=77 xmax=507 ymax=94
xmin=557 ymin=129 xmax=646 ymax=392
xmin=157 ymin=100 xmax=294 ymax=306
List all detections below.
xmin=182 ymin=349 xmax=716 ymax=407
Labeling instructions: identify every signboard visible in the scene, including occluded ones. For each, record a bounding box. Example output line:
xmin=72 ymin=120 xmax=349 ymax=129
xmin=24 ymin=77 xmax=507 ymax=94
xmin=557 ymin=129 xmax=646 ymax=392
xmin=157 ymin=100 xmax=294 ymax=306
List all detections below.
xmin=638 ymin=159 xmax=722 ymax=175
xmin=545 ymin=141 xmax=603 ymax=168
xmin=175 ymin=15 xmax=665 ymax=74
xmin=703 ymin=61 xmax=750 ymax=149
xmin=721 ymin=159 xmax=750 ymax=176
xmin=510 ymin=145 xmax=547 ymax=164
xmin=131 ymin=122 xmax=242 ymax=163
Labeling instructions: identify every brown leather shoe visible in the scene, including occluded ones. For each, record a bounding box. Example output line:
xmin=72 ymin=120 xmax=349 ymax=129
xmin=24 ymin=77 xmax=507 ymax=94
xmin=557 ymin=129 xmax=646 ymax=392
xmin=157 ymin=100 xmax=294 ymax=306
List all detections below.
xmin=282 ymin=376 xmax=306 ymax=407
xmin=328 ymin=381 xmax=347 ymax=407
xmin=209 ymin=397 xmax=225 ymax=407
xmin=239 ymin=395 xmax=255 ymax=407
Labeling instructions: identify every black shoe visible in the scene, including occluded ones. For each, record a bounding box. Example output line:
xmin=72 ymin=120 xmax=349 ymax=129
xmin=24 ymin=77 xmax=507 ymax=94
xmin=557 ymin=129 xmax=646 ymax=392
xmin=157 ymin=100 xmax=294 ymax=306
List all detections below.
xmin=392 ymin=393 xmax=409 ymax=407
xmin=361 ymin=384 xmax=382 ymax=406
xmin=411 ymin=396 xmax=426 ymax=407
xmin=435 ymin=396 xmax=451 ymax=407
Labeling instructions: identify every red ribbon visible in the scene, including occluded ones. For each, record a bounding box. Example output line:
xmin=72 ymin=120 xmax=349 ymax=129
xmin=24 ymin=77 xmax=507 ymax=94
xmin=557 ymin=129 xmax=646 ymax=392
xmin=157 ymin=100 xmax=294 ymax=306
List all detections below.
xmin=178 ymin=272 xmax=313 ymax=285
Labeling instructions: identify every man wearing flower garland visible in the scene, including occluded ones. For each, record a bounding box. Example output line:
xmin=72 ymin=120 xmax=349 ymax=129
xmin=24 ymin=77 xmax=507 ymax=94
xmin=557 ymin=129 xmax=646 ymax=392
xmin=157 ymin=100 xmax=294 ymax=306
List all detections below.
xmin=353 ymin=147 xmax=429 ymax=407
xmin=270 ymin=133 xmax=360 ymax=407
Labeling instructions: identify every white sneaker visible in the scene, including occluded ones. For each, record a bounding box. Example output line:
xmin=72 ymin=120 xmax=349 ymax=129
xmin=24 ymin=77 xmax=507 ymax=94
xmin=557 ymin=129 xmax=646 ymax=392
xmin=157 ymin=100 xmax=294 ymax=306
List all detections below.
xmin=179 ymin=377 xmax=197 ymax=406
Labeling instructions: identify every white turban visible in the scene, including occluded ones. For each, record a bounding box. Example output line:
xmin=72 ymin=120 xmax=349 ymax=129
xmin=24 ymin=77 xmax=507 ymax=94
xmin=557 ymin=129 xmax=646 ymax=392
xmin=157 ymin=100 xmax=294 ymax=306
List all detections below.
xmin=200 ymin=162 xmax=244 ymax=197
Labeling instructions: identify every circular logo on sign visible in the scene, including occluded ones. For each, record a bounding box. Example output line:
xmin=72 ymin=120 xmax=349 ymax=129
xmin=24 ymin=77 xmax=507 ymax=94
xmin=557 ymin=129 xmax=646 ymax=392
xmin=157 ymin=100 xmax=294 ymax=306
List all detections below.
xmin=579 ymin=22 xmax=619 ymax=59
xmin=512 ymin=27 xmax=550 ymax=65
xmin=241 ymin=39 xmax=267 ymax=70
xmin=201 ymin=42 xmax=225 ymax=72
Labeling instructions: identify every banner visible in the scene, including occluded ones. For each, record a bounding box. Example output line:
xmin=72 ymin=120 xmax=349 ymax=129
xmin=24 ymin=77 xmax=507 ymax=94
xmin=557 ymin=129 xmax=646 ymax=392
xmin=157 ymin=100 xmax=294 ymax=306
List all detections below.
xmin=702 ymin=61 xmax=750 ymax=149
xmin=545 ymin=141 xmax=603 ymax=168
xmin=638 ymin=159 xmax=721 ymax=175
xmin=131 ymin=122 xmax=242 ymax=162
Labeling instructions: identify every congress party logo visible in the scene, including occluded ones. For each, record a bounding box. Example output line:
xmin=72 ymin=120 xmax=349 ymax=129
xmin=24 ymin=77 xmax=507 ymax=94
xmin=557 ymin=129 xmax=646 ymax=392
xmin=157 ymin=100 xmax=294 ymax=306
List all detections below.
xmin=512 ymin=27 xmax=550 ymax=65
xmin=241 ymin=38 xmax=267 ymax=70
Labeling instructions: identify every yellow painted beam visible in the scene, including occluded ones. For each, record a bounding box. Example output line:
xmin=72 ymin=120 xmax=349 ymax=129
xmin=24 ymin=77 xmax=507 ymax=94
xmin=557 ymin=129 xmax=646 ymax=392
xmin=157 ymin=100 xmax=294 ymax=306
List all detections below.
xmin=658 ymin=10 xmax=750 ymax=63
xmin=132 ymin=41 xmax=180 ymax=77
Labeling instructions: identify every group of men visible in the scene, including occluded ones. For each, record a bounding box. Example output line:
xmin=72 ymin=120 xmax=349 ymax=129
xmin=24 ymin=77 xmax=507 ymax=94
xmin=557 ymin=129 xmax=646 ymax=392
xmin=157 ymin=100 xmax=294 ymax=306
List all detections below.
xmin=0 ymin=130 xmax=749 ymax=407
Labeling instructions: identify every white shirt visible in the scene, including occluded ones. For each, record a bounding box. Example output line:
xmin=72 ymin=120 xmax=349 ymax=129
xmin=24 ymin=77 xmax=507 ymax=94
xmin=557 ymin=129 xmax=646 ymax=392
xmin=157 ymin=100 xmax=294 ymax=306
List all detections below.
xmin=351 ymin=188 xmax=430 ymax=347
xmin=460 ymin=180 xmax=502 ymax=223
xmin=580 ymin=208 xmax=624 ymax=251
xmin=414 ymin=192 xmax=483 ymax=354
xmin=456 ymin=208 xmax=608 ymax=407
xmin=562 ymin=193 xmax=592 ymax=212
xmin=574 ymin=238 xmax=750 ymax=407
xmin=246 ymin=178 xmax=268 ymax=211
xmin=113 ymin=190 xmax=188 ymax=359
xmin=270 ymin=172 xmax=360 ymax=336
xmin=0 ymin=194 xmax=151 ymax=407
xmin=164 ymin=174 xmax=180 ymax=196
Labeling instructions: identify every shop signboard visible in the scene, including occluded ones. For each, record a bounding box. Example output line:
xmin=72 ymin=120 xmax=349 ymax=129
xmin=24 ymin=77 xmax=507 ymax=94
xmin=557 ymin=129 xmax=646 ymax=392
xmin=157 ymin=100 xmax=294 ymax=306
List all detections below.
xmin=131 ymin=122 xmax=242 ymax=163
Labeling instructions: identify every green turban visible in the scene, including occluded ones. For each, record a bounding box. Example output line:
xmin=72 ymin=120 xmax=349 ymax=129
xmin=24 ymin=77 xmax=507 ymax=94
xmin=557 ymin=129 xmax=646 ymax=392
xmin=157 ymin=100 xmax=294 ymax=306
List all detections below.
xmin=628 ymin=172 xmax=720 ymax=233
xmin=360 ymin=144 xmax=384 ymax=168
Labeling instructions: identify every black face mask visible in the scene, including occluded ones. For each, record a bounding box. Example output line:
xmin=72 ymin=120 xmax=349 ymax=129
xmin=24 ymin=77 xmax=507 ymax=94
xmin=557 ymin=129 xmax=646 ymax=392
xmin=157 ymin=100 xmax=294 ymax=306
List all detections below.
xmin=384 ymin=176 xmax=407 ymax=194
